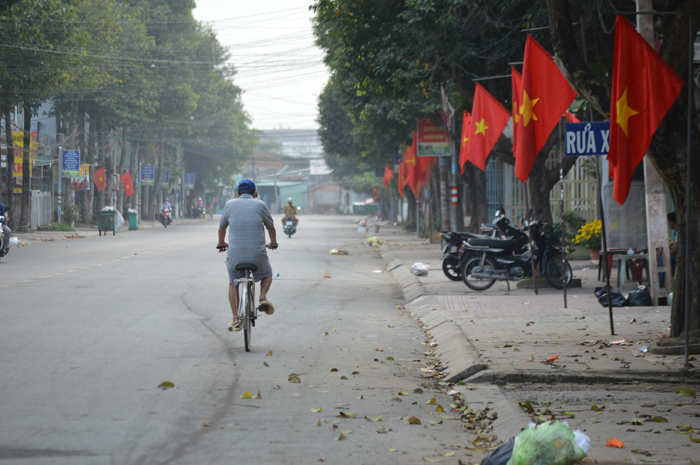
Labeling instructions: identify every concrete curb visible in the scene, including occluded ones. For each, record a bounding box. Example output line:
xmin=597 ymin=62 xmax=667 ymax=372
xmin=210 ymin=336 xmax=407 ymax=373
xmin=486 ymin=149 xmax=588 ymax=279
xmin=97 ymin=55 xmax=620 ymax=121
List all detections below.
xmin=380 ymin=244 xmax=489 ymax=382
xmin=380 ymin=243 xmax=532 ymax=441
xmin=466 ymin=369 xmax=700 ymax=385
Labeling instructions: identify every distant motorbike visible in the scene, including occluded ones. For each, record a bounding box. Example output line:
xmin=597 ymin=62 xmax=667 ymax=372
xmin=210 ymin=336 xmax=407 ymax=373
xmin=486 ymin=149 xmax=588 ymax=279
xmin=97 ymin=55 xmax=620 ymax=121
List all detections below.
xmin=161 ymin=208 xmax=172 ymax=228
xmin=458 ymin=214 xmax=572 ymax=291
xmin=283 ymin=217 xmax=297 ymax=238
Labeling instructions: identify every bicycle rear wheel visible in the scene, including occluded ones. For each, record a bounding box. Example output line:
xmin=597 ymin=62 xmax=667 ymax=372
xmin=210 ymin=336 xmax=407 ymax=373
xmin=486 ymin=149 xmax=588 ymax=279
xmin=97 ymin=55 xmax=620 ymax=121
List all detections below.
xmin=239 ymin=286 xmax=252 ymax=352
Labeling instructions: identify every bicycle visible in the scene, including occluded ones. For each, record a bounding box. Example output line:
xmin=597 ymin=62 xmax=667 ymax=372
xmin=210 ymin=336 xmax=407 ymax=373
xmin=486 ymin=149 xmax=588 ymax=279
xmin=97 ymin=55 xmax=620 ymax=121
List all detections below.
xmin=233 ymin=263 xmax=258 ymax=352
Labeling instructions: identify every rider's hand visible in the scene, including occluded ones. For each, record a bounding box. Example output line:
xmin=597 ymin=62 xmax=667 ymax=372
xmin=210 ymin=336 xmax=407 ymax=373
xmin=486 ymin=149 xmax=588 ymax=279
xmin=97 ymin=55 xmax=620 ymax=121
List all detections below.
xmin=267 ymin=242 xmax=278 ymax=250
xmin=216 ymin=243 xmax=228 ymax=252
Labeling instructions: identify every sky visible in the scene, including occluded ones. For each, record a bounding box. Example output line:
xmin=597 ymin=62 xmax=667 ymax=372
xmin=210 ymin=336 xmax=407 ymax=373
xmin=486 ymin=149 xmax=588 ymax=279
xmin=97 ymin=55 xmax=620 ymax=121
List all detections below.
xmin=193 ymin=1 xmax=329 ymax=131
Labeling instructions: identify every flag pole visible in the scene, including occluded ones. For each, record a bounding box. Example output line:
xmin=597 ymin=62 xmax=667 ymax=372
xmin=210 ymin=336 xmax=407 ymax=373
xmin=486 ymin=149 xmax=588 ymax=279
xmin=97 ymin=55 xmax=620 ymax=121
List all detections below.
xmin=524 ymin=180 xmax=539 ymax=294
xmin=594 ymin=153 xmax=615 ymax=335
xmin=558 ymin=120 xmax=567 ymax=308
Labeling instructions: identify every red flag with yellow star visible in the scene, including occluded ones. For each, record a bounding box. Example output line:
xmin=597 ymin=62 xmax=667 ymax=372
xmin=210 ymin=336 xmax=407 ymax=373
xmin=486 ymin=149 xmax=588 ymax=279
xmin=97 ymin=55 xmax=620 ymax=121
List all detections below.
xmin=514 ymin=35 xmax=577 ymax=182
xmin=398 ymin=137 xmax=414 ymax=197
xmin=459 ymin=111 xmax=472 ymax=174
xmin=511 ymin=67 xmax=522 ymax=153
xmin=94 ymin=166 xmax=107 ymax=191
xmin=406 ymin=130 xmax=435 ymax=198
xmin=382 ymin=164 xmax=394 ymax=189
xmin=466 ymin=83 xmax=511 ymax=171
xmin=608 ymin=15 xmax=683 ymax=205
xmin=121 ymin=172 xmax=135 ymax=197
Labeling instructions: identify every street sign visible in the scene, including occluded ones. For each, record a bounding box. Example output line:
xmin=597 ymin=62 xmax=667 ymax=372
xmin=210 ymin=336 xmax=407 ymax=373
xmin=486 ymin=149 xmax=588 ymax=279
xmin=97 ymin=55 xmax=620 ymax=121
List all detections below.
xmin=417 ymin=117 xmax=450 ymax=157
xmin=161 ymin=169 xmax=170 ymax=188
xmin=184 ymin=173 xmax=195 ymax=189
xmin=565 ymin=121 xmax=610 ymax=156
xmin=141 ymin=165 xmax=154 ymax=186
xmin=61 ymin=150 xmax=80 ymax=178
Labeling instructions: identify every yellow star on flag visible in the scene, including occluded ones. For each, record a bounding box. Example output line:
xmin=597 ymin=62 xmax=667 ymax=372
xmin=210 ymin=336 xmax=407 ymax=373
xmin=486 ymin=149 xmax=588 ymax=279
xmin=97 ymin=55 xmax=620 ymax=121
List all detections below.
xmin=474 ymin=118 xmax=488 ymax=136
xmin=98 ymin=176 xmax=104 ymax=181
xmin=519 ymin=90 xmax=540 ymax=127
xmin=407 ymin=154 xmax=417 ymax=166
xmin=126 ymin=184 xmax=131 ymax=190
xmin=615 ymin=87 xmax=639 ymax=138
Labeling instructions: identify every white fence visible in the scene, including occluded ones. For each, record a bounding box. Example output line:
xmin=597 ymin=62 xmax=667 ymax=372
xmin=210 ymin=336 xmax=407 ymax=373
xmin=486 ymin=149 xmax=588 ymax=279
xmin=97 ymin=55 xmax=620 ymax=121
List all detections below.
xmin=31 ymin=191 xmax=53 ymax=229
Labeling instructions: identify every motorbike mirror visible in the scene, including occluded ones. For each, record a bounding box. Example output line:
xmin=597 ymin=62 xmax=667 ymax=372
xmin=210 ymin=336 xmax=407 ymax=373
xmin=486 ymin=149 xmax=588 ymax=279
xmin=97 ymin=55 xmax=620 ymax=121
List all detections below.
xmin=297 ymin=206 xmax=301 ymax=211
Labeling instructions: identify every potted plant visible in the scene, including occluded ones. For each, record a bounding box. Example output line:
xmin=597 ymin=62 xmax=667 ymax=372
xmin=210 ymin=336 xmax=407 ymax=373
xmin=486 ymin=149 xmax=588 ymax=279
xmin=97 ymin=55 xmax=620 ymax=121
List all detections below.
xmin=573 ymin=220 xmax=602 ymax=260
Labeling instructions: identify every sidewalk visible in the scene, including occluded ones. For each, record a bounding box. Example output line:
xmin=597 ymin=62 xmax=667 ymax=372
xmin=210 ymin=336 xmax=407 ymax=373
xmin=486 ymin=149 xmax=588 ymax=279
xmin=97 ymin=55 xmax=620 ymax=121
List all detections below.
xmin=11 ymin=217 xmax=214 ymax=246
xmin=372 ymin=220 xmax=700 ymax=464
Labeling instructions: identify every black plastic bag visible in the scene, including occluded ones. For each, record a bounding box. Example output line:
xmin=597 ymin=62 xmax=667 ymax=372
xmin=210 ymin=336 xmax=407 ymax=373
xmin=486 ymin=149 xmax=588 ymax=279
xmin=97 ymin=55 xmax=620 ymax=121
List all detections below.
xmin=594 ymin=286 xmax=628 ymax=307
xmin=480 ymin=437 xmax=515 ymax=465
xmin=627 ymin=285 xmax=652 ymax=306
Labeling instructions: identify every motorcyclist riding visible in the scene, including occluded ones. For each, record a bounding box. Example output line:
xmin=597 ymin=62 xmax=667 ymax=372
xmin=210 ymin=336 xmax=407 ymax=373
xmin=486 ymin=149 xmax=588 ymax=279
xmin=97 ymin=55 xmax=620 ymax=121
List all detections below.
xmin=0 ymin=201 xmax=10 ymax=256
xmin=282 ymin=198 xmax=298 ymax=227
xmin=160 ymin=198 xmax=173 ymax=225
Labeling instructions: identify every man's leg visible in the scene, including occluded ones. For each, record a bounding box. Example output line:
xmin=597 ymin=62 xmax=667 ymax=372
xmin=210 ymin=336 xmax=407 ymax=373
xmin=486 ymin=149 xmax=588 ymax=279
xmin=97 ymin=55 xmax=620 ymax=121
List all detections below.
xmin=2 ymin=225 xmax=11 ymax=252
xmin=228 ymin=282 xmax=239 ymax=323
xmin=259 ymin=275 xmax=272 ymax=302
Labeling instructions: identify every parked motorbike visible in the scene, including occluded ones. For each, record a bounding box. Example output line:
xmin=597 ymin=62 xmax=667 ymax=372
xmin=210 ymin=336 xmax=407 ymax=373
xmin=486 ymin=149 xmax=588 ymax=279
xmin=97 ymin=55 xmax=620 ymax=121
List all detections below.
xmin=161 ymin=209 xmax=172 ymax=228
xmin=458 ymin=214 xmax=572 ymax=291
xmin=283 ymin=217 xmax=297 ymax=238
xmin=440 ymin=223 xmax=502 ymax=281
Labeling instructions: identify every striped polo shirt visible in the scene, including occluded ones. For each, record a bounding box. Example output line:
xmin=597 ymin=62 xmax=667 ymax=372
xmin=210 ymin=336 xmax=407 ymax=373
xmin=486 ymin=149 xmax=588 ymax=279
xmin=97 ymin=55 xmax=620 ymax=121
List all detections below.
xmin=219 ymin=194 xmax=274 ymax=270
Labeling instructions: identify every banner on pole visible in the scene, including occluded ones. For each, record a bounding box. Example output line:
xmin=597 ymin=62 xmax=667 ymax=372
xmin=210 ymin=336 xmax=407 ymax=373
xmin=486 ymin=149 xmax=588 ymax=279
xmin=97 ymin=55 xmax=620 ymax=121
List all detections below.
xmin=417 ymin=118 xmax=450 ymax=157
xmin=12 ymin=132 xmax=37 ymax=178
xmin=61 ymin=150 xmax=80 ymax=178
xmin=161 ymin=169 xmax=170 ymax=188
xmin=71 ymin=164 xmax=90 ymax=190
xmin=184 ymin=173 xmax=195 ymax=189
xmin=565 ymin=122 xmax=610 ymax=157
xmin=141 ymin=165 xmax=155 ymax=186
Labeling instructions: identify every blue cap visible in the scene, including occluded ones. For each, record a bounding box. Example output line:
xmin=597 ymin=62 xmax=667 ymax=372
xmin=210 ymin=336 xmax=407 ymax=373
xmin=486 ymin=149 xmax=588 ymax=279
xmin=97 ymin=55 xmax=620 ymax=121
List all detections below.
xmin=238 ymin=179 xmax=256 ymax=191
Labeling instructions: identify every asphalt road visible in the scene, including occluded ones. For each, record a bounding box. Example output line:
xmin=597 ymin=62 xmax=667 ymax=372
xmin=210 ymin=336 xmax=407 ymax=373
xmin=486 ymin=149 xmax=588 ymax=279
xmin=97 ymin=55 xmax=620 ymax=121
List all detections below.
xmin=0 ymin=216 xmax=479 ymax=465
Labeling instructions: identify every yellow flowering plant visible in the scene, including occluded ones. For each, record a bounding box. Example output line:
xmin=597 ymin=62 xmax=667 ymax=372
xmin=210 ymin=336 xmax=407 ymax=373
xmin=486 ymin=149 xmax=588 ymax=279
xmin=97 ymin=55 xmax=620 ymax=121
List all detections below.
xmin=573 ymin=220 xmax=602 ymax=251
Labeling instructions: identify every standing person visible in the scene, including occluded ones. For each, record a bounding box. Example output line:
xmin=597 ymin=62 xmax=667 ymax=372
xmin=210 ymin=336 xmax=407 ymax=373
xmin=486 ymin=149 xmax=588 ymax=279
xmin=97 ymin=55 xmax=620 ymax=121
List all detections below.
xmin=216 ymin=179 xmax=278 ymax=331
xmin=0 ymin=201 xmax=10 ymax=256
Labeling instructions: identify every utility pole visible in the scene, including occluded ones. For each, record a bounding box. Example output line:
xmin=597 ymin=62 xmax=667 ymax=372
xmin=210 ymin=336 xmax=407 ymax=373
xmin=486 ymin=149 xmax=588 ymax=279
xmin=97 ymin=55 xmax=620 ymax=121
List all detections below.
xmin=450 ymin=112 xmax=458 ymax=231
xmin=637 ymin=0 xmax=673 ymax=304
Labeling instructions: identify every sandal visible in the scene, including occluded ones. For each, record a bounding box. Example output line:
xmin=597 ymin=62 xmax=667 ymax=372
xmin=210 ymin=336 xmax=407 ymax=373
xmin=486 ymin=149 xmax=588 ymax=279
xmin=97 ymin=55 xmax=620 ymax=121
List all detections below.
xmin=227 ymin=321 xmax=242 ymax=332
xmin=258 ymin=300 xmax=274 ymax=315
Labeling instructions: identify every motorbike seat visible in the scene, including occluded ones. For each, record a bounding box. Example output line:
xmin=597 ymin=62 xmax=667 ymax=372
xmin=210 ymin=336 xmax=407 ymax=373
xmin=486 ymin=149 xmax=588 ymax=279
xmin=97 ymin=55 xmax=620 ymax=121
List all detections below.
xmin=235 ymin=263 xmax=258 ymax=272
xmin=467 ymin=238 xmax=518 ymax=249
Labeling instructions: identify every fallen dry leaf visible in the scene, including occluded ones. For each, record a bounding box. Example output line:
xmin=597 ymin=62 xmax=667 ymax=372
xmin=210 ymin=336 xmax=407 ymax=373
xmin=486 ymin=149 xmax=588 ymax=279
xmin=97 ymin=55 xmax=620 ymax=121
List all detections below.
xmin=311 ymin=407 xmax=322 ymax=413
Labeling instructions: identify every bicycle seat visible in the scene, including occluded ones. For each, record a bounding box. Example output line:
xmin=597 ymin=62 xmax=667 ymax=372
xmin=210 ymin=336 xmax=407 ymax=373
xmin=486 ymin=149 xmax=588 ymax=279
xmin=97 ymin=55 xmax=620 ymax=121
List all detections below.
xmin=235 ymin=263 xmax=258 ymax=272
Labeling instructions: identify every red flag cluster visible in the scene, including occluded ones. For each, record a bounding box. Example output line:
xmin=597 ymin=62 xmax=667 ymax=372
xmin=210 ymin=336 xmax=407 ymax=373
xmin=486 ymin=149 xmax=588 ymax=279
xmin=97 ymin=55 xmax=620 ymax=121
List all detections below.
xmin=388 ymin=16 xmax=682 ymax=207
xmin=121 ymin=172 xmax=135 ymax=197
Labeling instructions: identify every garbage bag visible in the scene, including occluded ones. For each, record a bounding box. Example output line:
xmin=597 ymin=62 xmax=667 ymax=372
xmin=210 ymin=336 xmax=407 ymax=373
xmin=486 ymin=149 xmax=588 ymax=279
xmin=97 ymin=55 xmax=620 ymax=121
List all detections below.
xmin=411 ymin=262 xmax=429 ymax=277
xmin=508 ymin=421 xmax=588 ymax=465
xmin=481 ymin=437 xmax=514 ymax=465
xmin=627 ymin=285 xmax=652 ymax=306
xmin=594 ymin=286 xmax=628 ymax=307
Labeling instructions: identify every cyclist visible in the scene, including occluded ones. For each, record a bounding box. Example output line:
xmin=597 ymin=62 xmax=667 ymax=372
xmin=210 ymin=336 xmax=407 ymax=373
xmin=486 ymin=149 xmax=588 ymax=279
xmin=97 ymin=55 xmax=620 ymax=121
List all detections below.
xmin=217 ymin=179 xmax=278 ymax=331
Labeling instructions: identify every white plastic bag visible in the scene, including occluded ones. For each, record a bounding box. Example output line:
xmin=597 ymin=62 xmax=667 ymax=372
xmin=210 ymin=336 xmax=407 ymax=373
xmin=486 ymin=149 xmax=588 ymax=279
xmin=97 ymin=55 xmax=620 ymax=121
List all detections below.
xmin=411 ymin=262 xmax=430 ymax=277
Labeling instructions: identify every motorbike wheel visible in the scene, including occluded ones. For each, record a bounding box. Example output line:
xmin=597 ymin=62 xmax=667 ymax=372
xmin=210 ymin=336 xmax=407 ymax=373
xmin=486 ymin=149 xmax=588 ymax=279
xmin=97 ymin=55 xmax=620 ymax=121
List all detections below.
xmin=544 ymin=256 xmax=573 ymax=290
xmin=461 ymin=256 xmax=497 ymax=291
xmin=441 ymin=254 xmax=462 ymax=281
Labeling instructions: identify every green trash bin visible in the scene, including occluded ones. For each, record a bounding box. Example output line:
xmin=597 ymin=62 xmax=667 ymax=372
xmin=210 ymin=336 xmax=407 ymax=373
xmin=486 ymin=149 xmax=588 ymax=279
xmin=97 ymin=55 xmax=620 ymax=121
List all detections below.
xmin=128 ymin=212 xmax=138 ymax=230
xmin=97 ymin=210 xmax=116 ymax=236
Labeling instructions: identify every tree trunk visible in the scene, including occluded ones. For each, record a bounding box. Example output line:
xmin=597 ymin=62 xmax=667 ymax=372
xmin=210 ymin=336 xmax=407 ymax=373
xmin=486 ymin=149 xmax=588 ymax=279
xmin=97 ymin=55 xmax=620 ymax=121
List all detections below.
xmin=96 ymin=117 xmax=106 ymax=211
xmin=86 ymin=113 xmax=96 ymax=219
xmin=19 ymin=104 xmax=31 ymax=230
xmin=79 ymin=110 xmax=90 ymax=224
xmin=3 ymin=105 xmax=15 ymax=230
xmin=104 ymin=124 xmax=114 ymax=208
xmin=546 ymin=0 xmax=700 ymax=337
xmin=439 ymin=157 xmax=450 ymax=231
xmin=149 ymin=129 xmax=166 ymax=220
xmin=117 ymin=125 xmax=128 ymax=214
xmin=130 ymin=143 xmax=140 ymax=210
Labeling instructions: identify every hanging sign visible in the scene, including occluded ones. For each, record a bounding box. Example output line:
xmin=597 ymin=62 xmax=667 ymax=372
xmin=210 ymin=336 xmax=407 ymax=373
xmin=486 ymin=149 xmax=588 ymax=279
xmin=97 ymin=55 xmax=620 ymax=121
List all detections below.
xmin=71 ymin=164 xmax=90 ymax=190
xmin=565 ymin=122 xmax=610 ymax=156
xmin=417 ymin=118 xmax=450 ymax=157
